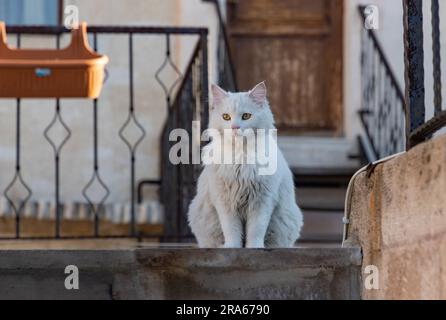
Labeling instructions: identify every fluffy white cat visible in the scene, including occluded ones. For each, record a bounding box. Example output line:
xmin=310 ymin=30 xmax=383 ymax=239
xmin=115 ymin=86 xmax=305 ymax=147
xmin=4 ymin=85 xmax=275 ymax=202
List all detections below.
xmin=187 ymin=81 xmax=303 ymax=248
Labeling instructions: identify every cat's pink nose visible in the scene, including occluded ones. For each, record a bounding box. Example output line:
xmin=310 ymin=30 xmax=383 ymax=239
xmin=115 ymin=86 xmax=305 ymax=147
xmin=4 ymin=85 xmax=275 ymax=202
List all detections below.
xmin=231 ymin=125 xmax=240 ymax=130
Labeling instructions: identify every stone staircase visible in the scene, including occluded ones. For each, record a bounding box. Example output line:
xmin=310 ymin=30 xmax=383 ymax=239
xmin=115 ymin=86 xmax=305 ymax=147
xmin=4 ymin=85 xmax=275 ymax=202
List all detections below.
xmin=295 ymin=168 xmax=353 ymax=243
xmin=279 ymin=136 xmax=362 ymax=244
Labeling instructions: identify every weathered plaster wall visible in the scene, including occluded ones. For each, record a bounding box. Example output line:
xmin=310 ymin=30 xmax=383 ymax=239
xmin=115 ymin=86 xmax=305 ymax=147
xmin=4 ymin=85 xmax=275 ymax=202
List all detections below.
xmin=346 ymin=134 xmax=446 ymax=299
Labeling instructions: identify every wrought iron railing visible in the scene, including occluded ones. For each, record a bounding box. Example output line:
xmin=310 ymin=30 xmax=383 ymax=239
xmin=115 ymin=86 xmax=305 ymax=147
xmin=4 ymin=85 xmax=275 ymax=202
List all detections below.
xmin=0 ymin=25 xmax=208 ymax=240
xmin=159 ymin=35 xmax=209 ymax=241
xmin=404 ymin=0 xmax=446 ymax=148
xmin=358 ymin=6 xmax=406 ymax=161
xmin=204 ymin=0 xmax=237 ymax=92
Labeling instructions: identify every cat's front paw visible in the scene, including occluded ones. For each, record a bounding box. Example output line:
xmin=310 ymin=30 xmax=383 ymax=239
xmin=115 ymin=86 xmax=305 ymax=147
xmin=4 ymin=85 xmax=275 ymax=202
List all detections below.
xmin=220 ymin=242 xmax=242 ymax=248
xmin=246 ymin=240 xmax=265 ymax=248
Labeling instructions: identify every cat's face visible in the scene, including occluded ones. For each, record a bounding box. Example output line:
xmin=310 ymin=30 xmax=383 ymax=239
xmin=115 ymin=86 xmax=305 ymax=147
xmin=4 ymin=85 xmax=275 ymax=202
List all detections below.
xmin=208 ymin=82 xmax=275 ymax=134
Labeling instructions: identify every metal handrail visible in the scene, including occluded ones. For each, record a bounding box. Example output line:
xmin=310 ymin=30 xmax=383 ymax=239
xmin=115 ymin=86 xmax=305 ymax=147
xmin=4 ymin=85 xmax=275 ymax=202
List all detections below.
xmin=203 ymin=0 xmax=238 ymax=91
xmin=358 ymin=6 xmax=406 ymax=160
xmin=403 ymin=0 xmax=446 ymax=148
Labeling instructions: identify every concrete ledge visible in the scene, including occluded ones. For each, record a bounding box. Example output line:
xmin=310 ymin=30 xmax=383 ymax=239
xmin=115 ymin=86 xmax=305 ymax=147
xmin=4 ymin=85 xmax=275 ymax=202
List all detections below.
xmin=0 ymin=247 xmax=361 ymax=300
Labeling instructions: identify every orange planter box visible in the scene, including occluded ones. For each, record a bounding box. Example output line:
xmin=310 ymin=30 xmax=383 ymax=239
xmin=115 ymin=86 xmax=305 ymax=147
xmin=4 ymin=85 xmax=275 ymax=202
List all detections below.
xmin=0 ymin=22 xmax=109 ymax=99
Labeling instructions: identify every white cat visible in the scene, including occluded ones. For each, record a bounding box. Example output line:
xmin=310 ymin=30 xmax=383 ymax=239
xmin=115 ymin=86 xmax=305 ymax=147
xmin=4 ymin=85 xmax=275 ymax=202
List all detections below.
xmin=187 ymin=81 xmax=303 ymax=248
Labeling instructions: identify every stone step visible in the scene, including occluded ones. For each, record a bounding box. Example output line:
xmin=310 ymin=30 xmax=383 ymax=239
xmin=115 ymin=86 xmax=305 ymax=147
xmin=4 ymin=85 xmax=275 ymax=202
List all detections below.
xmin=295 ymin=178 xmax=348 ymax=243
xmin=300 ymin=210 xmax=344 ymax=243
xmin=0 ymin=246 xmax=361 ymax=300
xmin=278 ymin=136 xmax=360 ymax=173
xmin=297 ymin=186 xmax=346 ymax=211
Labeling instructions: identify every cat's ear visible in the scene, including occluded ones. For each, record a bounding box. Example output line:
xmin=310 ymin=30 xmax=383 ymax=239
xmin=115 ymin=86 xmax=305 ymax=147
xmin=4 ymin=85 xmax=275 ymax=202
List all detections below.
xmin=211 ymin=84 xmax=228 ymax=108
xmin=248 ymin=81 xmax=267 ymax=106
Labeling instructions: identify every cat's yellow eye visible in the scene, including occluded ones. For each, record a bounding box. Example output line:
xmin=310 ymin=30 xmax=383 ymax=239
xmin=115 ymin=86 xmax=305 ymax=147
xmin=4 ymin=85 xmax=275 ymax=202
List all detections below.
xmin=222 ymin=113 xmax=231 ymax=121
xmin=242 ymin=113 xmax=252 ymax=120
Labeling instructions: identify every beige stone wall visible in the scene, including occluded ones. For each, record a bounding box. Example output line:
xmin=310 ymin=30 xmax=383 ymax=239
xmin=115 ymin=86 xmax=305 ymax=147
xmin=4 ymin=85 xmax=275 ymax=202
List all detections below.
xmin=346 ymin=134 xmax=446 ymax=299
xmin=0 ymin=0 xmax=219 ymax=204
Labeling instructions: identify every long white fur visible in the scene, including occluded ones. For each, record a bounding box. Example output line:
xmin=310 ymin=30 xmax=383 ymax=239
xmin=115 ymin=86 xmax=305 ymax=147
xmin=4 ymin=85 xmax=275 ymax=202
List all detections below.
xmin=187 ymin=82 xmax=303 ymax=248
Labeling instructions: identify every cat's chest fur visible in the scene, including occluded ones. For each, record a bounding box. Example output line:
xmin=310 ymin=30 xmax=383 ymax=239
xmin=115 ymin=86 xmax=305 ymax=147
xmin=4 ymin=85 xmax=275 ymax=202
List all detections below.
xmin=214 ymin=163 xmax=266 ymax=215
